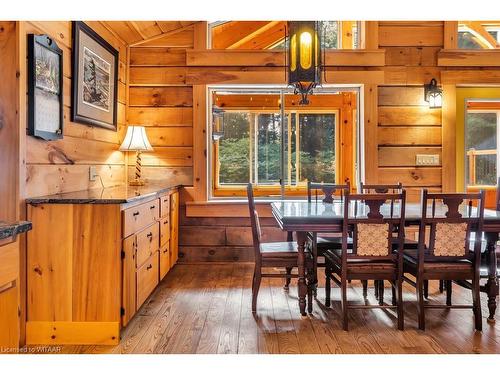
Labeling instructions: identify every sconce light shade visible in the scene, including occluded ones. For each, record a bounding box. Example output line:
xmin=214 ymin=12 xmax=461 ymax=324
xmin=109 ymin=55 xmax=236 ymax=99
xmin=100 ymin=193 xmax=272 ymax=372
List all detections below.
xmin=287 ymin=21 xmax=322 ymax=105
xmin=119 ymin=126 xmax=154 ymax=152
xmin=424 ymin=78 xmax=443 ymax=109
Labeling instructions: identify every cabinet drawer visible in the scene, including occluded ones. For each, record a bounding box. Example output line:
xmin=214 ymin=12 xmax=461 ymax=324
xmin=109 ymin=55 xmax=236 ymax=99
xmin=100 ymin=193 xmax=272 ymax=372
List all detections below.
xmin=159 ymin=242 xmax=170 ymax=280
xmin=136 ymin=223 xmax=159 ymax=268
xmin=123 ymin=199 xmax=160 ymax=238
xmin=136 ymin=252 xmax=159 ymax=309
xmin=159 ymin=215 xmax=170 ymax=248
xmin=160 ymin=194 xmax=170 ymax=218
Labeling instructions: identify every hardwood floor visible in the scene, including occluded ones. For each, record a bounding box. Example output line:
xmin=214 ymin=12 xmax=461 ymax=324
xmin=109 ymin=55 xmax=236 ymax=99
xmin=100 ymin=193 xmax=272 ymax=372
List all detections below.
xmin=37 ymin=263 xmax=500 ymax=354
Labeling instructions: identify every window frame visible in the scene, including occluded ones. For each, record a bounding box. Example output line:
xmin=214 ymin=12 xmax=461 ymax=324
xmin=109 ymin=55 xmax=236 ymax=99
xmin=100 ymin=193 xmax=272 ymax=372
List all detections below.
xmin=208 ymin=86 xmax=359 ymax=199
xmin=465 ymin=106 xmax=500 ymax=188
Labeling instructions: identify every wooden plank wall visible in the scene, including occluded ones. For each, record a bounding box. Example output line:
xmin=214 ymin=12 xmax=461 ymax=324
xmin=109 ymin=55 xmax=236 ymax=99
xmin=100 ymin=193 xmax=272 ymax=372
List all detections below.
xmin=379 ymin=21 xmax=444 ymax=201
xmin=21 ymin=21 xmax=128 ymax=198
xmin=127 ymin=27 xmax=195 ymax=185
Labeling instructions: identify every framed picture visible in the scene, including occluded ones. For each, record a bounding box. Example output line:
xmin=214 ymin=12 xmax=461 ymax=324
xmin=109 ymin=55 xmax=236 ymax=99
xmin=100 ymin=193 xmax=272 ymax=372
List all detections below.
xmin=71 ymin=21 xmax=118 ymax=130
xmin=27 ymin=34 xmax=64 ymax=140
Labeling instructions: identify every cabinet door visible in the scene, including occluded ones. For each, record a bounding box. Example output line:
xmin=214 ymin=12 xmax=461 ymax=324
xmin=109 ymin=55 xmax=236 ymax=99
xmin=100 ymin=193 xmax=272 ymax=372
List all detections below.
xmin=121 ymin=235 xmax=136 ymax=327
xmin=136 ymin=223 xmax=159 ymax=268
xmin=136 ymin=252 xmax=159 ymax=309
xmin=0 ymin=282 xmax=19 ymax=349
xmin=169 ymin=191 xmax=179 ymax=265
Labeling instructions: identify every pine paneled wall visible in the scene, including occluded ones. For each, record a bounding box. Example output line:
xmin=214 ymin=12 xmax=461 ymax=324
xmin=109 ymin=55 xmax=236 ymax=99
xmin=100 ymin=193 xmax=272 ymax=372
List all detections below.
xmin=378 ymin=21 xmax=444 ymax=201
xmin=127 ymin=29 xmax=194 ymax=186
xmin=22 ymin=21 xmax=128 ymax=198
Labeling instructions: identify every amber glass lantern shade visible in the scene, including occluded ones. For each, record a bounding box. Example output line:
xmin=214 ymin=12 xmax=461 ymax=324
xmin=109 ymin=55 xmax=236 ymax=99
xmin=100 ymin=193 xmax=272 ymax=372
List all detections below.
xmin=287 ymin=21 xmax=322 ymax=105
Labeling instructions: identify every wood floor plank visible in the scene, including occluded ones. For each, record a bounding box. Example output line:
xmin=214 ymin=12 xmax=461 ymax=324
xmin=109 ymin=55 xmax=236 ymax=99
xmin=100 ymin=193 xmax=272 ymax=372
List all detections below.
xmin=30 ymin=265 xmax=500 ymax=354
xmin=195 ymin=265 xmax=235 ymax=354
xmin=237 ymin=264 xmax=259 ymax=354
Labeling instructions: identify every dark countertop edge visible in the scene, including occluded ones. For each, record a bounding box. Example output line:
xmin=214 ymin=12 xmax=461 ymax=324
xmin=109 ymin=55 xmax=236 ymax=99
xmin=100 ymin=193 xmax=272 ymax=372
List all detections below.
xmin=25 ymin=184 xmax=182 ymax=205
xmin=0 ymin=221 xmax=33 ymax=241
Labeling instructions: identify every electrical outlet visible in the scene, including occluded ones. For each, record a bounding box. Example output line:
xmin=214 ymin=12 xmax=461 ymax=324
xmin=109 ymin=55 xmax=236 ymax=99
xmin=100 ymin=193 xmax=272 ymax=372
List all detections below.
xmin=416 ymin=154 xmax=440 ymax=166
xmin=89 ymin=166 xmax=98 ymax=181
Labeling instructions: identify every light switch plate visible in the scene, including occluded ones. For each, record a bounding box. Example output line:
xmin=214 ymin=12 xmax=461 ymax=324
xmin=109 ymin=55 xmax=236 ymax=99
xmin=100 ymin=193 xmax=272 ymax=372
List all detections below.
xmin=89 ymin=166 xmax=98 ymax=181
xmin=416 ymin=154 xmax=440 ymax=166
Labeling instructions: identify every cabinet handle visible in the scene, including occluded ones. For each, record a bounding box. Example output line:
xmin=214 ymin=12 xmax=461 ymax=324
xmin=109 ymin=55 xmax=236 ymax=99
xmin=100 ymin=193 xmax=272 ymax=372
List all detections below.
xmin=147 ymin=232 xmax=153 ymax=241
xmin=147 ymin=264 xmax=153 ymax=270
xmin=163 ymin=220 xmax=168 ymax=225
xmin=0 ymin=280 xmax=16 ymax=294
xmin=132 ymin=211 xmax=140 ymax=217
xmin=150 ymin=205 xmax=156 ymax=210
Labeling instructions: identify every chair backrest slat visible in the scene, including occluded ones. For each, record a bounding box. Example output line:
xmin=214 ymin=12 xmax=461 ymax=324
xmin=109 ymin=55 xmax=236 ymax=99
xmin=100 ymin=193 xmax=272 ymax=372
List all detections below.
xmin=307 ymin=180 xmax=351 ymax=203
xmin=247 ymin=183 xmax=262 ymax=262
xmin=418 ymin=189 xmax=485 ymax=260
xmin=343 ymin=190 xmax=406 ymax=261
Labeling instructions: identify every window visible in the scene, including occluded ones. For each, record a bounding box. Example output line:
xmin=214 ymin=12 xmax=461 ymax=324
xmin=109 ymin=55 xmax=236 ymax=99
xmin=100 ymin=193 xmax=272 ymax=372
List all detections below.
xmin=209 ymin=21 xmax=360 ymax=50
xmin=458 ymin=21 xmax=500 ymax=49
xmin=210 ymin=88 xmax=358 ymax=198
xmin=465 ymin=101 xmax=500 ymax=187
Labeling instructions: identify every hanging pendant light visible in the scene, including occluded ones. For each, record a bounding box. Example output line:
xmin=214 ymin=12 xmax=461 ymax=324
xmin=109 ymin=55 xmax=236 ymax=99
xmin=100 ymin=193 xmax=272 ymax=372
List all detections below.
xmin=287 ymin=21 xmax=322 ymax=105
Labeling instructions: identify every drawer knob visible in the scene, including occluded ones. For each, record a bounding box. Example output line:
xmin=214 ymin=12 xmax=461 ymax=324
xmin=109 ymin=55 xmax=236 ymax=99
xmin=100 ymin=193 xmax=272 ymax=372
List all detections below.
xmin=150 ymin=205 xmax=156 ymax=210
xmin=163 ymin=220 xmax=168 ymax=225
xmin=132 ymin=211 xmax=140 ymax=217
xmin=147 ymin=232 xmax=153 ymax=241
xmin=163 ymin=249 xmax=168 ymax=254
xmin=147 ymin=264 xmax=153 ymax=270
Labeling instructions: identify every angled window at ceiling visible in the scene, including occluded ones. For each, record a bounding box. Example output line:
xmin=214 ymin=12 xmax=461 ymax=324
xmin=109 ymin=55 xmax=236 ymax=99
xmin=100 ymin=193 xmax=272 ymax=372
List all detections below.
xmin=208 ymin=21 xmax=360 ymax=50
xmin=458 ymin=21 xmax=500 ymax=49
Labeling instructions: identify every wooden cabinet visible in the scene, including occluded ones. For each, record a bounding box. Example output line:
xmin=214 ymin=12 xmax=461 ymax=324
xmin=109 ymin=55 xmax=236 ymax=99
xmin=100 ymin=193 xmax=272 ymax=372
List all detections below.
xmin=26 ymin=185 xmax=180 ymax=344
xmin=170 ymin=191 xmax=179 ymax=265
xmin=0 ymin=241 xmax=19 ymax=349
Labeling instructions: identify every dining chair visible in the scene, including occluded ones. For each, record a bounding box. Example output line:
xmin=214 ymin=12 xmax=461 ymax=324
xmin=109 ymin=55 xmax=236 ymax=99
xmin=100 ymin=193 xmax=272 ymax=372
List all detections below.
xmin=403 ymin=189 xmax=485 ymax=331
xmin=359 ymin=181 xmax=420 ymax=304
xmin=247 ymin=183 xmax=313 ymax=313
xmin=304 ymin=181 xmax=351 ymax=296
xmin=324 ymin=190 xmax=407 ymax=330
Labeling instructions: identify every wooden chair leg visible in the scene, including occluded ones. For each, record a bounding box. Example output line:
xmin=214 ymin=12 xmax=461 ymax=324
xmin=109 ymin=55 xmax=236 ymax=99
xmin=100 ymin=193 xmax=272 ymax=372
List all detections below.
xmin=325 ymin=266 xmax=331 ymax=307
xmin=341 ymin=278 xmax=348 ymax=331
xmin=439 ymin=279 xmax=444 ymax=293
xmin=445 ymin=280 xmax=452 ymax=306
xmin=472 ymin=276 xmax=483 ymax=331
xmin=378 ymin=280 xmax=384 ymax=306
xmin=362 ymin=280 xmax=368 ymax=298
xmin=391 ymin=283 xmax=397 ymax=306
xmin=397 ymin=278 xmax=404 ymax=330
xmin=252 ymin=269 xmax=262 ymax=313
xmin=284 ymin=267 xmax=292 ymax=290
xmin=374 ymin=280 xmax=379 ymax=299
xmin=416 ymin=278 xmax=425 ymax=330
xmin=423 ymin=280 xmax=429 ymax=299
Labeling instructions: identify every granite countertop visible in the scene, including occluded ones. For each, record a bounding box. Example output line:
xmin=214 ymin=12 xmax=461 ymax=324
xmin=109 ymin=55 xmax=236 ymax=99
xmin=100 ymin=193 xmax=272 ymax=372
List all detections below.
xmin=25 ymin=182 xmax=182 ymax=205
xmin=0 ymin=221 xmax=32 ymax=241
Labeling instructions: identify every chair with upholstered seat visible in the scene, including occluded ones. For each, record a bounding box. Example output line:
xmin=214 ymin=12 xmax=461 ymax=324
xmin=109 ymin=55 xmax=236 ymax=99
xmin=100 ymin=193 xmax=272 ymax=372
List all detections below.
xmin=247 ymin=183 xmax=313 ymax=313
xmin=403 ymin=190 xmax=485 ymax=331
xmin=324 ymin=190 xmax=407 ymax=330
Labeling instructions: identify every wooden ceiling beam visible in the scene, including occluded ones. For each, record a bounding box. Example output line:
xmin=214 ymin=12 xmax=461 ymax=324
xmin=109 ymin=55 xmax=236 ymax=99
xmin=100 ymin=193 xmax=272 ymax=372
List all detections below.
xmin=231 ymin=21 xmax=286 ymax=50
xmin=461 ymin=21 xmax=499 ymax=49
xmin=211 ymin=21 xmax=271 ymax=49
xmin=130 ymin=23 xmax=194 ymax=47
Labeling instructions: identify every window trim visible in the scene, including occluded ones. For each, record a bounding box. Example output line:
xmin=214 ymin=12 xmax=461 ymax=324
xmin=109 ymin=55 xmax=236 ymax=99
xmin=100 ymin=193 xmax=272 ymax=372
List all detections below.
xmin=207 ymin=85 xmax=359 ymax=199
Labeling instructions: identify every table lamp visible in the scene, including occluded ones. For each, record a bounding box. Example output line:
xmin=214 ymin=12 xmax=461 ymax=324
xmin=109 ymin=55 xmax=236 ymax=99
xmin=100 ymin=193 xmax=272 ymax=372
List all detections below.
xmin=119 ymin=125 xmax=153 ymax=186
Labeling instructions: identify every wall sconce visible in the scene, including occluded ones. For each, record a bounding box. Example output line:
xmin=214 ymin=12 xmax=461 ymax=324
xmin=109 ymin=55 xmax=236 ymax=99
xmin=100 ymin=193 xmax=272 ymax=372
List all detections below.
xmin=287 ymin=21 xmax=323 ymax=105
xmin=212 ymin=105 xmax=225 ymax=141
xmin=424 ymin=78 xmax=442 ymax=109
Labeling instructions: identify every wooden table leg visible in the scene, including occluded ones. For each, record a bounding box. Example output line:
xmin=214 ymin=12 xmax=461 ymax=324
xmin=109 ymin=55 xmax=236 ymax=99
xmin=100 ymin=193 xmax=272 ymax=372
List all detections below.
xmin=296 ymin=231 xmax=308 ymax=316
xmin=484 ymin=232 xmax=499 ymax=322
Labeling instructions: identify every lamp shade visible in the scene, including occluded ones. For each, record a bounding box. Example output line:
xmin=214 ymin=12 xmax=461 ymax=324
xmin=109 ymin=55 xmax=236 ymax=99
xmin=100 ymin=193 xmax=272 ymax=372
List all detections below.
xmin=119 ymin=126 xmax=153 ymax=152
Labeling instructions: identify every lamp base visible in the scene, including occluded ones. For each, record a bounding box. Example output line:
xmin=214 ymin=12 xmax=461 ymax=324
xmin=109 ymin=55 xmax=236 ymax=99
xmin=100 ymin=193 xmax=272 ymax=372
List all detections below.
xmin=129 ymin=179 xmax=146 ymax=186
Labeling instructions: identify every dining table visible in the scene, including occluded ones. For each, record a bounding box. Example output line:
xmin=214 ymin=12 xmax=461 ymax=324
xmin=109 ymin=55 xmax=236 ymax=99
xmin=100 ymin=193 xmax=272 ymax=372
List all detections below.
xmin=270 ymin=199 xmax=500 ymax=319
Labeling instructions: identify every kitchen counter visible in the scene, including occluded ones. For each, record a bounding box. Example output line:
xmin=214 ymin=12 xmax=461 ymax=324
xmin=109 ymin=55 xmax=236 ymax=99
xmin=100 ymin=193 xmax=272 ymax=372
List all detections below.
xmin=0 ymin=220 xmax=32 ymax=241
xmin=25 ymin=182 xmax=182 ymax=205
